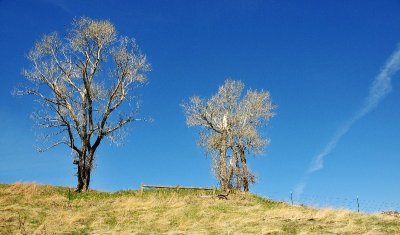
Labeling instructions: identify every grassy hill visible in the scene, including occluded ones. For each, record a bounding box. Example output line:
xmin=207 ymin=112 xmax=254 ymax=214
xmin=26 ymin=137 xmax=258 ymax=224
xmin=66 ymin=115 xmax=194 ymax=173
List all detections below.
xmin=1 ymin=183 xmax=399 ymax=234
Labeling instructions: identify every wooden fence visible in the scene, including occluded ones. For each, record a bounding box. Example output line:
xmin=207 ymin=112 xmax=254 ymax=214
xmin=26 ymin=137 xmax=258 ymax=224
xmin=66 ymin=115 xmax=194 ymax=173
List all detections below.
xmin=140 ymin=183 xmax=216 ymax=195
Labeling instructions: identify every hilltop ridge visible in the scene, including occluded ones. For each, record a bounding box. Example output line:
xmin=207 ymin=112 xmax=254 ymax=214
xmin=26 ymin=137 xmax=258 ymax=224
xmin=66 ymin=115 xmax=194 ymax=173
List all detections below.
xmin=1 ymin=183 xmax=399 ymax=234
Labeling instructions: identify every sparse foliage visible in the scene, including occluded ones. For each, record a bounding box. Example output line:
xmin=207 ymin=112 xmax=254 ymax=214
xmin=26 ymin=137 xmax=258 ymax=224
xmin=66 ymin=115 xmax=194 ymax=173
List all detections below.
xmin=18 ymin=17 xmax=150 ymax=192
xmin=183 ymin=80 xmax=275 ymax=191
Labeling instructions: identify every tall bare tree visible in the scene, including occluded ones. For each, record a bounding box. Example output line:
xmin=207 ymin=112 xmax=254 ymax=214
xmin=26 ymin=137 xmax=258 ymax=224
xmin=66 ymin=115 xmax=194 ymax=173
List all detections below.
xmin=17 ymin=17 xmax=150 ymax=192
xmin=183 ymin=80 xmax=274 ymax=191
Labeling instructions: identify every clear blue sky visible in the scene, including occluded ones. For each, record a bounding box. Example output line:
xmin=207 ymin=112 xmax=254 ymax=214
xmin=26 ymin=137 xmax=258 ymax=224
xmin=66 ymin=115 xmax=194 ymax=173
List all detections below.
xmin=1 ymin=0 xmax=400 ymax=211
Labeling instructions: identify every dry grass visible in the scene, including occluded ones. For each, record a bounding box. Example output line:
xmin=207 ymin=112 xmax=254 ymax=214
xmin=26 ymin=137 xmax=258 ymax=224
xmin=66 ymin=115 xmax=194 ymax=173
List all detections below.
xmin=0 ymin=182 xmax=399 ymax=234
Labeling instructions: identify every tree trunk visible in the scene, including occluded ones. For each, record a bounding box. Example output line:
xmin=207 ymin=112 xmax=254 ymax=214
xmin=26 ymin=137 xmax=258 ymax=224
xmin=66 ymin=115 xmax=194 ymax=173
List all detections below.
xmin=75 ymin=162 xmax=92 ymax=192
xmin=75 ymin=141 xmax=96 ymax=193
xmin=74 ymin=150 xmax=94 ymax=192
xmin=234 ymin=154 xmax=241 ymax=190
xmin=239 ymin=145 xmax=249 ymax=192
xmin=75 ymin=152 xmax=85 ymax=192
xmin=219 ymin=133 xmax=228 ymax=191
xmin=82 ymin=151 xmax=94 ymax=192
xmin=231 ymin=145 xmax=241 ymax=191
xmin=83 ymin=167 xmax=91 ymax=192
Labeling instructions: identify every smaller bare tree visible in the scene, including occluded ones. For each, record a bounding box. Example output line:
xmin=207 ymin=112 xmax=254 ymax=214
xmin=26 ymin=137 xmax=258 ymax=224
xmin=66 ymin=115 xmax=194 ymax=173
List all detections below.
xmin=17 ymin=17 xmax=150 ymax=192
xmin=183 ymin=80 xmax=275 ymax=191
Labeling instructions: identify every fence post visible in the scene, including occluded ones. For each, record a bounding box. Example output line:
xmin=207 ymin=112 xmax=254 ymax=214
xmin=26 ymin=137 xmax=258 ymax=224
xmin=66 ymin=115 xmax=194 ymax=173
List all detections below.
xmin=357 ymin=196 xmax=360 ymax=212
xmin=140 ymin=182 xmax=144 ymax=195
xmin=290 ymin=191 xmax=293 ymax=206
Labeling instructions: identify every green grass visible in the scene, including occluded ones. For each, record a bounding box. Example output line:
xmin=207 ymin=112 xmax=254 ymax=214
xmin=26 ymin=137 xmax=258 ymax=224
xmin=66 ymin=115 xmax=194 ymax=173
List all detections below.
xmin=0 ymin=182 xmax=399 ymax=234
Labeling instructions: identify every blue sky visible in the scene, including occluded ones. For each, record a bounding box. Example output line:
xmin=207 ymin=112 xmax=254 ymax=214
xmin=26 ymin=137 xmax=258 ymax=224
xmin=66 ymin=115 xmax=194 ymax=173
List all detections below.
xmin=1 ymin=0 xmax=400 ymax=211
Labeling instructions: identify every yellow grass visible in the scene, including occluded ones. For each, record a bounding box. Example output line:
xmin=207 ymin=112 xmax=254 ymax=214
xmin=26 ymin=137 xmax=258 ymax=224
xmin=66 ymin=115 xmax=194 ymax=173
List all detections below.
xmin=1 ymin=182 xmax=399 ymax=234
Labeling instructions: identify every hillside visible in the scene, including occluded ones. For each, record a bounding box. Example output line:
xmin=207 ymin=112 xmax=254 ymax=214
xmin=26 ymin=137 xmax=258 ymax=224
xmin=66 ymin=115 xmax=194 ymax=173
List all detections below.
xmin=1 ymin=183 xmax=399 ymax=234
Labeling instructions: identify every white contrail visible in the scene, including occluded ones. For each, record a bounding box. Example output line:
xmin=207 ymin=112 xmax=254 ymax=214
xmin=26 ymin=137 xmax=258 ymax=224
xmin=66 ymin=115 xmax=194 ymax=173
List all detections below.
xmin=294 ymin=45 xmax=400 ymax=197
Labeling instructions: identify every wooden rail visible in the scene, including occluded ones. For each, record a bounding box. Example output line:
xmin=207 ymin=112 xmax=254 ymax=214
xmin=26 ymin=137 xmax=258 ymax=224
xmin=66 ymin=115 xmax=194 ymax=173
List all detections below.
xmin=140 ymin=183 xmax=216 ymax=195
